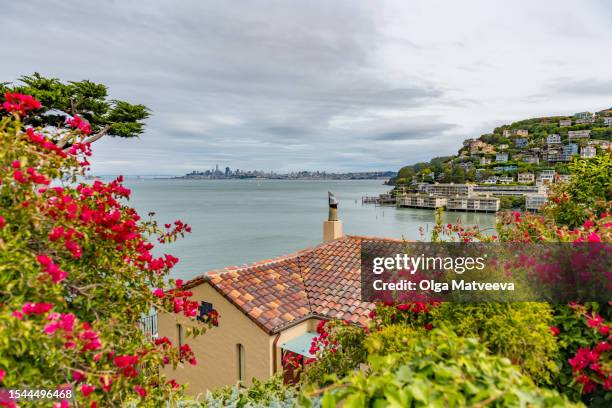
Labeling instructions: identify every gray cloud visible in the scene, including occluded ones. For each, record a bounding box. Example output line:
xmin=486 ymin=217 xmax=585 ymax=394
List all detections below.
xmin=1 ymin=0 xmax=611 ymax=174
xmin=375 ymin=122 xmax=456 ymax=141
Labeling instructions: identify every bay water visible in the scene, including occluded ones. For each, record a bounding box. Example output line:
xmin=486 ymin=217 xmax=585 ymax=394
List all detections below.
xmin=122 ymin=179 xmax=496 ymax=280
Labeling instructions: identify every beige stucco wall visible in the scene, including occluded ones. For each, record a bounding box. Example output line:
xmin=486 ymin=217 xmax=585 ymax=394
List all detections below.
xmin=158 ymin=282 xmax=271 ymax=395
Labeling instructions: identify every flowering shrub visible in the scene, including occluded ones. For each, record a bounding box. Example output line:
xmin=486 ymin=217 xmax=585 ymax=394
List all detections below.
xmin=0 ymin=94 xmax=216 ymax=406
xmin=368 ymin=301 xmax=437 ymax=331
xmin=425 ymin=158 xmax=611 ymax=403
xmin=552 ymin=302 xmax=612 ymax=404
xmin=300 ymin=320 xmax=367 ymax=387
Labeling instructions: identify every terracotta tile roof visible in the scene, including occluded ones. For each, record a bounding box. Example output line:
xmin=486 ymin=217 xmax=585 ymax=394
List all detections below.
xmin=185 ymin=235 xmax=403 ymax=334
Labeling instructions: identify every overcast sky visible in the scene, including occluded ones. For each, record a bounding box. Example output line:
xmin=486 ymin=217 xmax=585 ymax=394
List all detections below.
xmin=1 ymin=0 xmax=611 ymax=175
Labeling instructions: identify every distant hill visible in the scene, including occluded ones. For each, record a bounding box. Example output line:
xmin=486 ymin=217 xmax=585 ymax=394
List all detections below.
xmin=392 ymin=108 xmax=612 ymax=185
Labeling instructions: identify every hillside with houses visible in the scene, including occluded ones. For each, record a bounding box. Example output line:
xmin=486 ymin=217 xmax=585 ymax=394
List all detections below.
xmin=372 ymin=108 xmax=612 ymax=212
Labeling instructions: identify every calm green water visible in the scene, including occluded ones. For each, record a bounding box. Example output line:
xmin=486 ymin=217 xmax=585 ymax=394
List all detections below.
xmin=123 ymin=179 xmax=496 ymax=280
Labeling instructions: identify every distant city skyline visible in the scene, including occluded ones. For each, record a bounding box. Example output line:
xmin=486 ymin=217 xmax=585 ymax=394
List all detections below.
xmin=1 ymin=0 xmax=611 ymax=175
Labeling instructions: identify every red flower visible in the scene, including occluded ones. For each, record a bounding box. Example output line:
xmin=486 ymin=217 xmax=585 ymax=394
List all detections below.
xmin=397 ymin=303 xmax=411 ymax=311
xmin=66 ymin=115 xmax=92 ymax=135
xmin=153 ymin=288 xmax=165 ymax=298
xmin=113 ymin=355 xmax=138 ymax=368
xmin=2 ymin=92 xmax=41 ymax=115
xmin=587 ymin=232 xmax=601 ymax=243
xmin=599 ymin=325 xmax=610 ymax=336
xmin=550 ymin=326 xmax=561 ymax=336
xmin=22 ymin=302 xmax=54 ymax=315
xmin=134 ymin=385 xmax=147 ymax=397
xmin=0 ymin=216 xmax=4 ymax=229
xmin=80 ymin=384 xmax=95 ymax=397
xmin=587 ymin=315 xmax=603 ymax=328
xmin=73 ymin=370 xmax=85 ymax=383
xmin=0 ymin=369 xmax=5 ymax=383
xmin=13 ymin=170 xmax=26 ymax=183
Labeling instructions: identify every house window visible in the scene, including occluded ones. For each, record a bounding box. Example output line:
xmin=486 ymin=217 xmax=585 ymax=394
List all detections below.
xmin=197 ymin=301 xmax=214 ymax=322
xmin=177 ymin=324 xmax=183 ymax=348
xmin=237 ymin=344 xmax=245 ymax=383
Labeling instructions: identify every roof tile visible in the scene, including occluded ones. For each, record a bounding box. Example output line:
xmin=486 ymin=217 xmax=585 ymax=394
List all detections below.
xmin=186 ymin=236 xmax=402 ymax=333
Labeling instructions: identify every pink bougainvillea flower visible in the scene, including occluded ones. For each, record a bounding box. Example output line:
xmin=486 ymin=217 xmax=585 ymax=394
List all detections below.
xmin=22 ymin=302 xmax=54 ymax=315
xmin=80 ymin=384 xmax=95 ymax=397
xmin=587 ymin=232 xmax=601 ymax=243
xmin=134 ymin=385 xmax=147 ymax=397
xmin=153 ymin=288 xmax=165 ymax=298
xmin=1 ymin=92 xmax=41 ymax=115
xmin=0 ymin=369 xmax=5 ymax=382
xmin=73 ymin=370 xmax=85 ymax=383
xmin=66 ymin=115 xmax=92 ymax=135
xmin=587 ymin=315 xmax=604 ymax=328
xmin=0 ymin=215 xmax=5 ymax=229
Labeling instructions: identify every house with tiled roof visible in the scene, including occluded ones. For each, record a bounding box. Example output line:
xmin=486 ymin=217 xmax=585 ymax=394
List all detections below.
xmin=158 ymin=202 xmax=400 ymax=394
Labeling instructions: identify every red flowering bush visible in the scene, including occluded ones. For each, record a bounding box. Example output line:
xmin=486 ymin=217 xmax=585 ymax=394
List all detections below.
xmin=552 ymin=302 xmax=612 ymax=403
xmin=368 ymin=301 xmax=437 ymax=331
xmin=0 ymin=94 xmax=216 ymax=406
xmin=301 ymin=320 xmax=367 ymax=386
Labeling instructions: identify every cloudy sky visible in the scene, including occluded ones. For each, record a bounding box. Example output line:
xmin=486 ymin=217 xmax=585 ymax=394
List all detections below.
xmin=1 ymin=0 xmax=611 ymax=175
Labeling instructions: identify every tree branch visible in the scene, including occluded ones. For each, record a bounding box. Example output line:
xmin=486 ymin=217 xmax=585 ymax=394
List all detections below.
xmin=61 ymin=125 xmax=112 ymax=151
xmin=82 ymin=125 xmax=111 ymax=145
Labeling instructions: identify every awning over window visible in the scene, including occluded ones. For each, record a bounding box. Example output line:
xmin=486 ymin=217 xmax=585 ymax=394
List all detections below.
xmin=280 ymin=332 xmax=317 ymax=358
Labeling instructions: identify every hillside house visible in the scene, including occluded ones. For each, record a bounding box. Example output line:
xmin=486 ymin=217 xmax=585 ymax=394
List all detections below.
xmin=537 ymin=170 xmax=556 ymax=184
xmin=574 ymin=112 xmax=593 ymax=120
xmin=514 ymin=138 xmax=528 ymax=148
xmin=523 ymin=155 xmax=539 ymax=164
xmin=495 ymin=152 xmax=508 ymax=163
xmin=568 ymin=130 xmax=591 ymax=140
xmin=546 ymin=134 xmax=561 ymax=144
xmin=581 ymin=145 xmax=596 ymax=158
xmin=515 ymin=129 xmax=528 ymax=137
xmin=517 ymin=173 xmax=535 ymax=183
xmin=559 ymin=119 xmax=572 ymax=127
xmin=561 ymin=144 xmax=579 ymax=161
xmin=604 ymin=117 xmax=612 ymax=126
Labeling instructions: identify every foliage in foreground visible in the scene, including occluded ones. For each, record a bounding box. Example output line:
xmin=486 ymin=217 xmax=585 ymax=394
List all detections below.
xmin=429 ymin=302 xmax=559 ymax=385
xmin=198 ymin=375 xmax=298 ymax=408
xmin=305 ymin=328 xmax=581 ymax=408
xmin=0 ymin=92 xmax=215 ymax=407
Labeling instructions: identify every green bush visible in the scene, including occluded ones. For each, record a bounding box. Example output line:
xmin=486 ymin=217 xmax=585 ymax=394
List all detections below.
xmin=197 ymin=375 xmax=297 ymax=408
xmin=429 ymin=302 xmax=559 ymax=385
xmin=545 ymin=153 xmax=612 ymax=227
xmin=305 ymin=328 xmax=581 ymax=407
xmin=365 ymin=324 xmax=419 ymax=356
